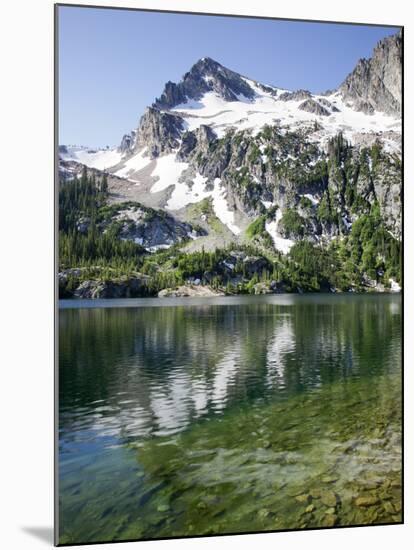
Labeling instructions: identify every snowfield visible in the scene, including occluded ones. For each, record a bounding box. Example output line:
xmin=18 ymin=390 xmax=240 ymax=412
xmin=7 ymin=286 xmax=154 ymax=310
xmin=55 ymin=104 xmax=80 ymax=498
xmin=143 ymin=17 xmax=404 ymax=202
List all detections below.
xmin=211 ymin=178 xmax=241 ymax=235
xmin=114 ymin=148 xmax=151 ymax=179
xmin=149 ymin=154 xmax=189 ymax=194
xmin=146 ymin=155 xmax=241 ymax=234
xmin=153 ymin=163 xmax=241 ymax=235
xmin=171 ymin=86 xmax=400 ymax=147
xmin=60 ymin=146 xmax=122 ymax=170
xmin=62 ymin=141 xmax=243 ymax=236
xmin=166 ymin=173 xmax=211 ymax=210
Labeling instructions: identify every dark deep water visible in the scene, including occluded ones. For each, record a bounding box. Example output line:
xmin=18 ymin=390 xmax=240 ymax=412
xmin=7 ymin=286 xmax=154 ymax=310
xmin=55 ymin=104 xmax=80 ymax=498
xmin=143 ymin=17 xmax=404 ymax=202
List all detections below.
xmin=58 ymin=294 xmax=402 ymax=544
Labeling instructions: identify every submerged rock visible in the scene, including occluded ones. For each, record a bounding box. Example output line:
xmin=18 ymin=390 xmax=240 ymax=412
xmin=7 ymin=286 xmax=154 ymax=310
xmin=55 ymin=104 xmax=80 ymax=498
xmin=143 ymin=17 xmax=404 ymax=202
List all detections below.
xmin=354 ymin=495 xmax=380 ymax=507
xmin=321 ymin=476 xmax=338 ymax=484
xmin=295 ymin=494 xmax=312 ymax=504
xmin=320 ymin=491 xmax=338 ymax=508
xmin=383 ymin=501 xmax=395 ymax=514
xmin=323 ymin=514 xmax=338 ymax=527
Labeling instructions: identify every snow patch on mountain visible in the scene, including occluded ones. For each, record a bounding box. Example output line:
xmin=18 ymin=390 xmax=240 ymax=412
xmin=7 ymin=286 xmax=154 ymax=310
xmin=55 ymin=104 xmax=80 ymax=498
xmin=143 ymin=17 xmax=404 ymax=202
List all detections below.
xmin=114 ymin=148 xmax=151 ymax=179
xmin=166 ymin=173 xmax=211 ymax=210
xmin=150 ymin=154 xmax=189 ymax=194
xmin=60 ymin=146 xmax=122 ymax=171
xmin=304 ymin=193 xmax=320 ymax=206
xmin=142 ymin=154 xmax=241 ymax=234
xmin=266 ymin=210 xmax=294 ymax=254
xmin=211 ymin=178 xmax=241 ymax=235
xmin=160 ymin=169 xmax=241 ymax=235
xmin=241 ymin=77 xmax=285 ymax=96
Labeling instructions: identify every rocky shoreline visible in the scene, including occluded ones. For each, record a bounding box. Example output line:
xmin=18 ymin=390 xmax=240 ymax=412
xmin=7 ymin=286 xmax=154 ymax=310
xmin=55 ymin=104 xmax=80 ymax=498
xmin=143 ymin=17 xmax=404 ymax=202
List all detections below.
xmin=59 ymin=271 xmax=401 ymax=300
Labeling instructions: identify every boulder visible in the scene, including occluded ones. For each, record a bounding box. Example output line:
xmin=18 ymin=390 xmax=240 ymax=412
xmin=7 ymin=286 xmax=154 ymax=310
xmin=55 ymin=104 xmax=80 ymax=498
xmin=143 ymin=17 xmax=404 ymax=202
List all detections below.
xmin=158 ymin=285 xmax=224 ymax=298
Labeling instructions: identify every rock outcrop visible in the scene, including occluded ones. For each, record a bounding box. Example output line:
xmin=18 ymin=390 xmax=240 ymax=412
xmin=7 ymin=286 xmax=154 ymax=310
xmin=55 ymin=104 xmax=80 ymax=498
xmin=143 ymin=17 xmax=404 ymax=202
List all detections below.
xmin=101 ymin=202 xmax=205 ymax=249
xmin=339 ymin=31 xmax=402 ymax=116
xmin=279 ymin=89 xmax=312 ymax=102
xmin=72 ymin=276 xmax=150 ymax=299
xmin=57 ymin=271 xmax=152 ymax=299
xmin=177 ymin=125 xmax=216 ymax=161
xmin=135 ymin=107 xmax=184 ymax=158
xmin=158 ymin=285 xmax=225 ymax=297
xmin=119 ymin=131 xmax=136 ymax=154
xmin=299 ymin=99 xmax=331 ymax=117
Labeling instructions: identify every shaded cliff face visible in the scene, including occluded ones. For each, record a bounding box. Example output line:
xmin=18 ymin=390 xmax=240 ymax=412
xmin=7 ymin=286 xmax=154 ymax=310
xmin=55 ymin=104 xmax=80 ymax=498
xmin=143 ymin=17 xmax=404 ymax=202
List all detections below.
xmin=119 ymin=130 xmax=136 ymax=154
xmin=339 ymin=31 xmax=402 ymax=116
xmin=135 ymin=107 xmax=184 ymax=157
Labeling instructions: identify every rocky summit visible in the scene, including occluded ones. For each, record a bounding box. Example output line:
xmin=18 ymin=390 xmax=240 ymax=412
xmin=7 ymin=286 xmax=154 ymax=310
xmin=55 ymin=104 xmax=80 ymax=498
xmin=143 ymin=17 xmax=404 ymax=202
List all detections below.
xmin=59 ymin=31 xmax=402 ymax=298
xmin=339 ymin=32 xmax=402 ymax=116
xmin=154 ymin=57 xmax=257 ymax=109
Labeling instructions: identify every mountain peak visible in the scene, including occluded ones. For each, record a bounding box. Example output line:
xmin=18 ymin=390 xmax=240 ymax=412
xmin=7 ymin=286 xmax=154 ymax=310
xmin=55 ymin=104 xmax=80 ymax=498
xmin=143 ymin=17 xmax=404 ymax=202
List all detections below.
xmin=187 ymin=57 xmax=228 ymax=75
xmin=191 ymin=56 xmax=222 ymax=69
xmin=154 ymin=57 xmax=256 ymax=109
xmin=185 ymin=57 xmax=226 ymax=80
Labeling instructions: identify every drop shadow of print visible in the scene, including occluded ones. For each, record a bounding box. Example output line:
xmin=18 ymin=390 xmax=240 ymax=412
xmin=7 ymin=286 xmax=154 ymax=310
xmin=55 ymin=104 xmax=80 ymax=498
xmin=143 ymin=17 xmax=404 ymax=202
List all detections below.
xmin=22 ymin=526 xmax=54 ymax=545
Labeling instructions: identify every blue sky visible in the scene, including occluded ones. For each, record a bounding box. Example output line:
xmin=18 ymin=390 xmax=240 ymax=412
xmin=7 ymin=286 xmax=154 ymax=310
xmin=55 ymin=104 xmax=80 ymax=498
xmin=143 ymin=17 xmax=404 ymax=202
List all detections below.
xmin=58 ymin=6 xmax=399 ymax=147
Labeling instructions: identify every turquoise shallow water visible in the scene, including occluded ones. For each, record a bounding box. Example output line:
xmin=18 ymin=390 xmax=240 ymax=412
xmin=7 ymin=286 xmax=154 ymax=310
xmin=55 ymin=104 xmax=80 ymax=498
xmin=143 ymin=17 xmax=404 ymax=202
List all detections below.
xmin=58 ymin=294 xmax=402 ymax=544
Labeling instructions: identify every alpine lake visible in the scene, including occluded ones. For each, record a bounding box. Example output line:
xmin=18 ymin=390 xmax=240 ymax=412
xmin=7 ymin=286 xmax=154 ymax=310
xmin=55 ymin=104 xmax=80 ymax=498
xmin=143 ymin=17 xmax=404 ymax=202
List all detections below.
xmin=58 ymin=294 xmax=402 ymax=544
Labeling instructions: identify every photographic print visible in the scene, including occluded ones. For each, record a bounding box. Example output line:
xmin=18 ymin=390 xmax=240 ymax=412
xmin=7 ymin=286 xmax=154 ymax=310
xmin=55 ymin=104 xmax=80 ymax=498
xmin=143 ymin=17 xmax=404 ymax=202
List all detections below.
xmin=56 ymin=4 xmax=402 ymax=545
